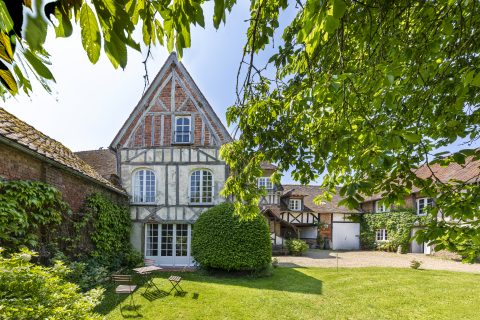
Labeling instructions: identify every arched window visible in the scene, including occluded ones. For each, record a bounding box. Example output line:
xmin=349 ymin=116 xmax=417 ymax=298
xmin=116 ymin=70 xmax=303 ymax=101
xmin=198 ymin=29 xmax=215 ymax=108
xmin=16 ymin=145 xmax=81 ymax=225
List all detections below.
xmin=133 ymin=169 xmax=156 ymax=203
xmin=190 ymin=170 xmax=213 ymax=203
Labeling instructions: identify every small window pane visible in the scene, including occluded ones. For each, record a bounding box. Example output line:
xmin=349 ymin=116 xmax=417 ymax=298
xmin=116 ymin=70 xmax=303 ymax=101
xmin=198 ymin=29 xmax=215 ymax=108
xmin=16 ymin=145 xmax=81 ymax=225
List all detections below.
xmin=258 ymin=177 xmax=273 ymax=189
xmin=133 ymin=170 xmax=156 ymax=203
xmin=289 ymin=199 xmax=301 ymax=211
xmin=190 ymin=170 xmax=213 ymax=203
xmin=175 ymin=116 xmax=191 ymax=143
xmin=161 ymin=224 xmax=173 ymax=257
xmin=146 ymin=224 xmax=158 ymax=256
xmin=175 ymin=224 xmax=188 ymax=257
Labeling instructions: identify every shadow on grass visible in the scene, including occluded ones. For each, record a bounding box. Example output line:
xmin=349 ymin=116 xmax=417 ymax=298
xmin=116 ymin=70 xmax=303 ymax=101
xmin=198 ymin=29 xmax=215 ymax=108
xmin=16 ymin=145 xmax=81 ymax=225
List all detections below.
xmin=95 ymin=267 xmax=321 ymax=316
xmin=177 ymin=267 xmax=323 ymax=296
xmin=142 ymin=289 xmax=169 ymax=301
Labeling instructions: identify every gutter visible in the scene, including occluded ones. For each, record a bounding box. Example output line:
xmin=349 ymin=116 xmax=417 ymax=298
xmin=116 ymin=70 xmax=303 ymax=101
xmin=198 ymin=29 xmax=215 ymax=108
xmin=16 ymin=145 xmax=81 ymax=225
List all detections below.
xmin=0 ymin=136 xmax=127 ymax=196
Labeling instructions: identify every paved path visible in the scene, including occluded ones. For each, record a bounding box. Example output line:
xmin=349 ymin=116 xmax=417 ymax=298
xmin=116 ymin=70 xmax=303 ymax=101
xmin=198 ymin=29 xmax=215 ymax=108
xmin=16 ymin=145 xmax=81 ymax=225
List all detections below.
xmin=276 ymin=250 xmax=480 ymax=273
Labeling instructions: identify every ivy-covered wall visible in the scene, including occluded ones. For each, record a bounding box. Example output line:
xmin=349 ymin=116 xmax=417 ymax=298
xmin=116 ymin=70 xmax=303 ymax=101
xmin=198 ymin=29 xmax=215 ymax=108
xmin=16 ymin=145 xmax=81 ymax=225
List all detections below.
xmin=360 ymin=210 xmax=426 ymax=252
xmin=0 ymin=180 xmax=140 ymax=269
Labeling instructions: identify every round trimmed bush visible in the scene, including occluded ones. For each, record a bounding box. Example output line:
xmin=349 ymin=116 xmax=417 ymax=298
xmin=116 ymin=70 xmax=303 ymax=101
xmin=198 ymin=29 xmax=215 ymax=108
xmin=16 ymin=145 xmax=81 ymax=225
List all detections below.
xmin=192 ymin=202 xmax=271 ymax=271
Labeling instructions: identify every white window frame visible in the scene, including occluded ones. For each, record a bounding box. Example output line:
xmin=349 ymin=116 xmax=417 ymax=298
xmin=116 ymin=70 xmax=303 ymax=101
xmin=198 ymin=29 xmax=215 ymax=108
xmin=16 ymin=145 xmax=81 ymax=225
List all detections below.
xmin=288 ymin=199 xmax=302 ymax=211
xmin=132 ymin=169 xmax=156 ymax=203
xmin=174 ymin=115 xmax=191 ymax=144
xmin=376 ymin=229 xmax=388 ymax=241
xmin=374 ymin=200 xmax=388 ymax=213
xmin=417 ymin=197 xmax=433 ymax=216
xmin=189 ymin=170 xmax=214 ymax=204
xmin=257 ymin=177 xmax=273 ymax=190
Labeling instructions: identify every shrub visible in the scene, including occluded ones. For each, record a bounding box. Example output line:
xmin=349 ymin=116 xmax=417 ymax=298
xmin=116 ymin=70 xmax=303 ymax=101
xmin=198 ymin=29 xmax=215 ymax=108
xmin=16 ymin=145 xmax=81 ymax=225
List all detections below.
xmin=52 ymin=252 xmax=110 ymax=291
xmin=285 ymin=239 xmax=309 ymax=256
xmin=0 ymin=248 xmax=103 ymax=320
xmin=410 ymin=259 xmax=422 ymax=269
xmin=272 ymin=257 xmax=279 ymax=268
xmin=192 ymin=202 xmax=271 ymax=271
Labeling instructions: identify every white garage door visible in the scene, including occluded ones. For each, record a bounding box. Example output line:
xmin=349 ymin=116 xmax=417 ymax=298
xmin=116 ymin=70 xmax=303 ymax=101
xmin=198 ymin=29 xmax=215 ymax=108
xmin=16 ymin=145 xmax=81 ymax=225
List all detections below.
xmin=332 ymin=222 xmax=360 ymax=250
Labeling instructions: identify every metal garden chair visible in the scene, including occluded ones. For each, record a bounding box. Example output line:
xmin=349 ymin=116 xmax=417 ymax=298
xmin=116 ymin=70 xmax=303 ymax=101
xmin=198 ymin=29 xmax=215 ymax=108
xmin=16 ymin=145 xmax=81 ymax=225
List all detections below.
xmin=112 ymin=274 xmax=138 ymax=315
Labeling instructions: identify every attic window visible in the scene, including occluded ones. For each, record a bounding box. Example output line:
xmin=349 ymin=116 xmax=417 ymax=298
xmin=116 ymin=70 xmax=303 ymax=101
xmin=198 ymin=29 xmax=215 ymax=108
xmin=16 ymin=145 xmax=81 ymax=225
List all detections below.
xmin=257 ymin=177 xmax=273 ymax=189
xmin=174 ymin=116 xmax=191 ymax=143
xmin=289 ymin=199 xmax=302 ymax=211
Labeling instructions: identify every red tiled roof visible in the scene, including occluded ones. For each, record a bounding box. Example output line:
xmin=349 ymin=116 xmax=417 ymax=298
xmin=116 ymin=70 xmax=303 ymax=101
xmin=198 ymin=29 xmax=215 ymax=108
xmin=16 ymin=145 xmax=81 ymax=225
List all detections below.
xmin=413 ymin=157 xmax=480 ymax=187
xmin=0 ymin=108 xmax=125 ymax=194
xmin=281 ymin=184 xmax=359 ymax=214
xmin=363 ymin=155 xmax=480 ymax=202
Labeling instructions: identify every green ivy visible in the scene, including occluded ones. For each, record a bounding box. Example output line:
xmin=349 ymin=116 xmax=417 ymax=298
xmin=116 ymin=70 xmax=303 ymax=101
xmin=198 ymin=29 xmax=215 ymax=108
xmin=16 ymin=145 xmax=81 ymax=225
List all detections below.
xmin=360 ymin=210 xmax=430 ymax=252
xmin=0 ymin=180 xmax=68 ymax=250
xmin=81 ymin=193 xmax=141 ymax=270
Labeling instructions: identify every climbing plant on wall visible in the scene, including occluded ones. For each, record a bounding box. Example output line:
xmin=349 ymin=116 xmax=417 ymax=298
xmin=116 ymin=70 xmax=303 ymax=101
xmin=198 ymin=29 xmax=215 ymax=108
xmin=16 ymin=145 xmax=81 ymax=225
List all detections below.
xmin=359 ymin=210 xmax=430 ymax=252
xmin=81 ymin=193 xmax=141 ymax=270
xmin=0 ymin=180 xmax=68 ymax=251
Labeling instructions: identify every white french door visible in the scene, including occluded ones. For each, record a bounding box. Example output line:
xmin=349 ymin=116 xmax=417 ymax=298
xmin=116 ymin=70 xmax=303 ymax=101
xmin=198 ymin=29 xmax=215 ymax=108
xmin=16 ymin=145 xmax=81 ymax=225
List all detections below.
xmin=145 ymin=223 xmax=192 ymax=266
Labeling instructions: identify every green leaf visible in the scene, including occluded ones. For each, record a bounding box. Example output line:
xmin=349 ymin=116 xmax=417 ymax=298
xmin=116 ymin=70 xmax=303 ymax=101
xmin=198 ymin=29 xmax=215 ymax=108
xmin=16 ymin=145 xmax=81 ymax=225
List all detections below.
xmin=0 ymin=0 xmax=14 ymax=33
xmin=471 ymin=72 xmax=480 ymax=87
xmin=13 ymin=64 xmax=32 ymax=94
xmin=213 ymin=0 xmax=225 ymax=29
xmin=23 ymin=49 xmax=55 ymax=81
xmin=80 ymin=3 xmax=101 ymax=64
xmin=400 ymin=132 xmax=422 ymax=143
xmin=24 ymin=14 xmax=48 ymax=51
xmin=324 ymin=15 xmax=339 ymax=34
xmin=194 ymin=3 xmax=205 ymax=28
xmin=0 ymin=61 xmax=17 ymax=94
xmin=332 ymin=0 xmax=347 ymax=19
xmin=104 ymin=31 xmax=127 ymax=69
xmin=155 ymin=20 xmax=164 ymax=46
xmin=53 ymin=6 xmax=73 ymax=38
xmin=0 ymin=32 xmax=13 ymax=63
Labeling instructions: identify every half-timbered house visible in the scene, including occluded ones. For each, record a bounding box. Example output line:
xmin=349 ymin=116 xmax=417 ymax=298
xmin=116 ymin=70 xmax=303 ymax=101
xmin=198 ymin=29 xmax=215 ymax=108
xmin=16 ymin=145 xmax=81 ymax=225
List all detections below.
xmin=110 ymin=53 xmax=232 ymax=266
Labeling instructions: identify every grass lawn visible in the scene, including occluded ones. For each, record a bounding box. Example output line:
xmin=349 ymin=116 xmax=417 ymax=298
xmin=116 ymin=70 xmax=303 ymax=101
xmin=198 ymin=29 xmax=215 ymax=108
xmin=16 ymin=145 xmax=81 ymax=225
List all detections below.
xmin=98 ymin=267 xmax=480 ymax=320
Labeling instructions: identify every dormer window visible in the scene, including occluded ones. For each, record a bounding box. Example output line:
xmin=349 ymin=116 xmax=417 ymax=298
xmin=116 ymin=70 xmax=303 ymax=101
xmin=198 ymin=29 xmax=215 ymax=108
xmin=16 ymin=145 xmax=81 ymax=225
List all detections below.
xmin=257 ymin=177 xmax=273 ymax=189
xmin=289 ymin=199 xmax=302 ymax=211
xmin=417 ymin=197 xmax=433 ymax=216
xmin=174 ymin=116 xmax=191 ymax=143
xmin=374 ymin=200 xmax=388 ymax=213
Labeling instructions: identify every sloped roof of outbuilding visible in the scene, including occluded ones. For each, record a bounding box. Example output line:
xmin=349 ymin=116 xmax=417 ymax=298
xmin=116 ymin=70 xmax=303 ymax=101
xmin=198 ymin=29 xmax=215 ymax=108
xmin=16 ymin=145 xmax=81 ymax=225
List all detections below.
xmin=0 ymin=108 xmax=125 ymax=194
xmin=281 ymin=184 xmax=359 ymax=214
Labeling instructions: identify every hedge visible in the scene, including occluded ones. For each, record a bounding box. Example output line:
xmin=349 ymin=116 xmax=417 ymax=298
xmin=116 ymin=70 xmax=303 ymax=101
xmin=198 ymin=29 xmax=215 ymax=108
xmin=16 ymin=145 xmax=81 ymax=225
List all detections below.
xmin=191 ymin=202 xmax=271 ymax=271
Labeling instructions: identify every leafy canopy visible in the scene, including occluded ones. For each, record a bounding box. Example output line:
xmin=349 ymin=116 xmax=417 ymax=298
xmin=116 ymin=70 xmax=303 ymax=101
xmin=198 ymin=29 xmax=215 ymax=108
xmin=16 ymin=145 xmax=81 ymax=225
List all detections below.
xmin=221 ymin=0 xmax=480 ymax=261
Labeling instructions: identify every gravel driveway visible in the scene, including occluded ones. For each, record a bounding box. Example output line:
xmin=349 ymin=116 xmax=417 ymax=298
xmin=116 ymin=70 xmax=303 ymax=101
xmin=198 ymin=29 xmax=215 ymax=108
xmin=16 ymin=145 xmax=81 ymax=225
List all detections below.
xmin=276 ymin=249 xmax=480 ymax=273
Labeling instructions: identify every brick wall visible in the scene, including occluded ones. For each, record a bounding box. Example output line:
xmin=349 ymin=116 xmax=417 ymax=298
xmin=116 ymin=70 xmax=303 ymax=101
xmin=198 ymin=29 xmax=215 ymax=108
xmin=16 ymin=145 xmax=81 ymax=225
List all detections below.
xmin=118 ymin=65 xmax=228 ymax=148
xmin=0 ymin=142 xmax=127 ymax=213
